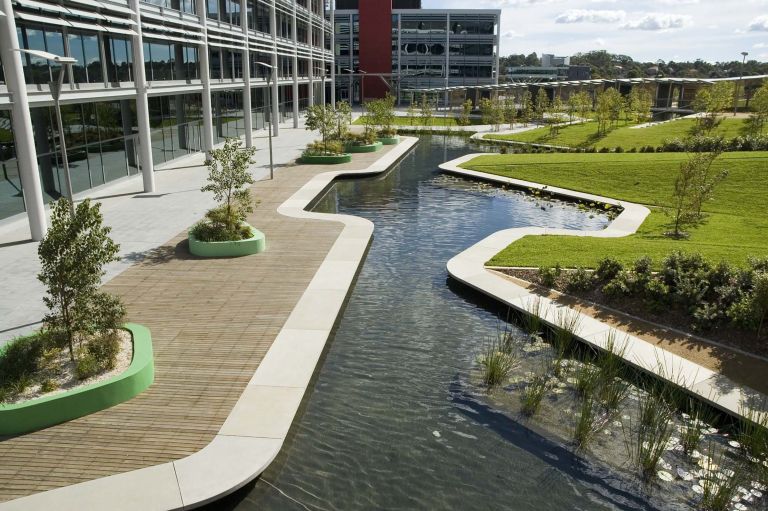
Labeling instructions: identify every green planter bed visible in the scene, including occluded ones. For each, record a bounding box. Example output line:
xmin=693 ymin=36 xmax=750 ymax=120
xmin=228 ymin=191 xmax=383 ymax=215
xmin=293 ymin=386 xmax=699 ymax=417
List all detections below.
xmin=378 ymin=136 xmax=400 ymax=145
xmin=299 ymin=153 xmax=353 ymax=164
xmin=0 ymin=323 xmax=154 ymax=436
xmin=188 ymin=223 xmax=266 ymax=258
xmin=345 ymin=141 xmax=383 ymax=153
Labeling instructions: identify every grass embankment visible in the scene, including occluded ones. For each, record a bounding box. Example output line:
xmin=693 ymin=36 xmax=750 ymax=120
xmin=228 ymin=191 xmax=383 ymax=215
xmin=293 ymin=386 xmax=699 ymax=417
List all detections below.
xmin=353 ymin=116 xmax=483 ymax=127
xmin=485 ymin=118 xmax=749 ymax=150
xmin=460 ymin=152 xmax=768 ymax=268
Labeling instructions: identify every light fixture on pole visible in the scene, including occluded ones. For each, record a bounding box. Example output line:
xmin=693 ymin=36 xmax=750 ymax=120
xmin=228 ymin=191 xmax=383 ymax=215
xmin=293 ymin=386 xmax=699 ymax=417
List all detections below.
xmin=16 ymin=49 xmax=77 ymax=213
xmin=255 ymin=62 xmax=275 ymax=180
xmin=345 ymin=68 xmax=366 ymax=105
xmin=734 ymin=51 xmax=749 ymax=116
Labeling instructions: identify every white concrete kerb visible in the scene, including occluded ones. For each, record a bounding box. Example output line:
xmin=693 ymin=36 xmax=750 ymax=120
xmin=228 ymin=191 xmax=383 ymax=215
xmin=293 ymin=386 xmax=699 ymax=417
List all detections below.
xmin=0 ymin=139 xmax=419 ymax=511
xmin=440 ymin=153 xmax=767 ymax=423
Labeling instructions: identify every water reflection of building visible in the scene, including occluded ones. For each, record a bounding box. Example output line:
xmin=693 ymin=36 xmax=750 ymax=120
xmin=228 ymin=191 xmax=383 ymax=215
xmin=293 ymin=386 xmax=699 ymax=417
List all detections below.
xmin=332 ymin=0 xmax=500 ymax=105
xmin=0 ymin=0 xmax=332 ymax=234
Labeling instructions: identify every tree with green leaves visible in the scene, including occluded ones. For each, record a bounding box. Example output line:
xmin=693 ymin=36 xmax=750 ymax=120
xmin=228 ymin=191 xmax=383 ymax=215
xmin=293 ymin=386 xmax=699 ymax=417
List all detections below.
xmin=692 ymin=82 xmax=733 ymax=134
xmin=457 ymin=99 xmax=473 ymax=126
xmin=567 ymin=90 xmax=592 ymax=123
xmin=333 ymin=100 xmax=352 ymax=141
xmin=519 ymin=90 xmax=533 ymax=126
xmin=419 ymin=94 xmax=433 ymax=126
xmin=668 ymin=151 xmax=727 ymax=238
xmin=478 ymin=97 xmax=494 ymax=126
xmin=503 ymin=95 xmax=516 ymax=129
xmin=201 ymin=138 xmax=257 ymax=237
xmin=38 ymin=199 xmax=124 ymax=362
xmin=305 ymin=104 xmax=338 ymax=153
xmin=549 ymin=94 xmax=564 ymax=136
xmin=747 ymin=80 xmax=768 ymax=135
xmin=595 ymin=88 xmax=622 ymax=136
xmin=534 ymin=88 xmax=550 ymax=122
xmin=367 ymin=93 xmax=397 ymax=137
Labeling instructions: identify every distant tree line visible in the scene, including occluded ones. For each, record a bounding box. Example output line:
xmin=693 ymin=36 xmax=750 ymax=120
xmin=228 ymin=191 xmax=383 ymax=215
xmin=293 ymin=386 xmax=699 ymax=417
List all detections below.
xmin=502 ymin=50 xmax=768 ymax=80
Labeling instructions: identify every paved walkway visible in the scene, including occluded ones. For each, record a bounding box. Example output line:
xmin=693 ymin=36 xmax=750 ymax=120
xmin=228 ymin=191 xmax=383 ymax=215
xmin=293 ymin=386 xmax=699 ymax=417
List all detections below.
xmin=0 ymin=120 xmax=315 ymax=346
xmin=0 ymin=126 xmax=401 ymax=502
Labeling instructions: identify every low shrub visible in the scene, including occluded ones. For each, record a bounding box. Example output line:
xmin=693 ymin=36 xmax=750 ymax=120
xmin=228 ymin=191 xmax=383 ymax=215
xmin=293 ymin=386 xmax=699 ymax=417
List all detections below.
xmin=595 ymin=257 xmax=623 ymax=282
xmin=86 ymin=330 xmax=120 ymax=372
xmin=303 ymin=139 xmax=345 ymax=156
xmin=538 ymin=265 xmax=561 ymax=288
xmin=190 ymin=205 xmax=253 ymax=242
xmin=0 ymin=335 xmax=44 ymax=386
xmin=565 ymin=267 xmax=593 ymax=292
xmin=346 ymin=131 xmax=377 ymax=146
xmin=75 ymin=352 xmax=99 ymax=380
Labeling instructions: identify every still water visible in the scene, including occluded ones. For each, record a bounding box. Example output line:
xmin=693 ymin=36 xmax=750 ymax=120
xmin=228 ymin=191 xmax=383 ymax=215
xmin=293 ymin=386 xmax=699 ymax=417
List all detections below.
xmin=207 ymin=136 xmax=670 ymax=510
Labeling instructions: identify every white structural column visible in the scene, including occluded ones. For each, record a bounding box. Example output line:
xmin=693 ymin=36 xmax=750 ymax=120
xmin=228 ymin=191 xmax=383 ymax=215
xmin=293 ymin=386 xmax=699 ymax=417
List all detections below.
xmin=128 ymin=0 xmax=155 ymax=192
xmin=0 ymin=0 xmax=46 ymax=240
xmin=242 ymin=2 xmax=253 ymax=147
xmin=320 ymin=11 xmax=326 ymax=105
xmin=270 ymin=0 xmax=279 ymax=137
xmin=291 ymin=2 xmax=299 ymax=127
xmin=307 ymin=14 xmax=314 ymax=107
xmin=329 ymin=0 xmax=335 ymax=105
xmin=493 ymin=15 xmax=500 ymax=86
xmin=196 ymin=0 xmax=215 ymax=156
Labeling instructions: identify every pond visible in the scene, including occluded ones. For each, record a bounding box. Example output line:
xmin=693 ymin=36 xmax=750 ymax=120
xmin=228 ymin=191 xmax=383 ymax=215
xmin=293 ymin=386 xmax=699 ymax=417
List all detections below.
xmin=210 ymin=136 xmax=766 ymax=511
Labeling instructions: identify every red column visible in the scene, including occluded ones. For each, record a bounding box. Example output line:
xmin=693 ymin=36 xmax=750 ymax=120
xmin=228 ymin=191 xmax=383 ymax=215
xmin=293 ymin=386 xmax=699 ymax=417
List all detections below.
xmin=357 ymin=0 xmax=392 ymax=100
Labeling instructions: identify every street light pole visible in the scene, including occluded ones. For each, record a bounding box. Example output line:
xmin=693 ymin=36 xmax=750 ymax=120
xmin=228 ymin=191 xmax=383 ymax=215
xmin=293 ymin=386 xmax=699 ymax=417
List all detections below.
xmin=257 ymin=62 xmax=275 ymax=180
xmin=50 ymin=64 xmax=75 ymax=214
xmin=15 ymin=49 xmax=77 ymax=213
xmin=734 ymin=51 xmax=749 ymax=116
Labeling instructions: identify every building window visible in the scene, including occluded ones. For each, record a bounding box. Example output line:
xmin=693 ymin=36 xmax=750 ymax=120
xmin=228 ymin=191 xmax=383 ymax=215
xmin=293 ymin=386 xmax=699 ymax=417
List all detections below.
xmin=17 ymin=24 xmax=65 ymax=85
xmin=105 ymin=36 xmax=133 ymax=83
xmin=68 ymin=31 xmax=103 ymax=84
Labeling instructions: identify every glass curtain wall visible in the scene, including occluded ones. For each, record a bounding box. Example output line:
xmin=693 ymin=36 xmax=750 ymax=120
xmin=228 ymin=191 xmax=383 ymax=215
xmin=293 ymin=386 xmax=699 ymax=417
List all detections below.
xmin=211 ymin=90 xmax=245 ymax=144
xmin=148 ymin=94 xmax=204 ymax=166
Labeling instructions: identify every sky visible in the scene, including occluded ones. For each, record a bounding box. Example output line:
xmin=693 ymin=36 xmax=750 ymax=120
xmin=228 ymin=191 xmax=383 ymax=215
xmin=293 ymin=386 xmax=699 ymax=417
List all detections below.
xmin=421 ymin=0 xmax=768 ymax=63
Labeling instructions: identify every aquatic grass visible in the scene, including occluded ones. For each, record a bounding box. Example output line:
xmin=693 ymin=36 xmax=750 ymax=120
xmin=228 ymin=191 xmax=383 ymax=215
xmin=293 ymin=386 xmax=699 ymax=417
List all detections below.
xmin=573 ymin=392 xmax=600 ymax=451
xmin=698 ymin=441 xmax=750 ymax=511
xmin=737 ymin=402 xmax=768 ymax=459
xmin=478 ymin=338 xmax=520 ymax=390
xmin=626 ymin=389 xmax=675 ymax=481
xmin=552 ymin=308 xmax=581 ymax=358
xmin=681 ymin=399 xmax=717 ymax=456
xmin=520 ymin=372 xmax=549 ymax=417
xmin=573 ymin=363 xmax=600 ymax=398
xmin=595 ymin=330 xmax=630 ymax=411
xmin=520 ymin=297 xmax=547 ymax=339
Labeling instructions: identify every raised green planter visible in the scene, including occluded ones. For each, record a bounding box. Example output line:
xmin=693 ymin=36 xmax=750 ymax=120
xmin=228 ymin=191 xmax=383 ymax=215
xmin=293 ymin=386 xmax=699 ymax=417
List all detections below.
xmin=299 ymin=153 xmax=353 ymax=164
xmin=188 ymin=223 xmax=266 ymax=258
xmin=378 ymin=136 xmax=400 ymax=145
xmin=345 ymin=141 xmax=383 ymax=153
xmin=0 ymin=323 xmax=154 ymax=436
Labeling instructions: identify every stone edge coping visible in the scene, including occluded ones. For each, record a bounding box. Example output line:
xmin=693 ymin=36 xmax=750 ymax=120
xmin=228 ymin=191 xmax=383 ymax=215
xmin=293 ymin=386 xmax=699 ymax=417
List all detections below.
xmin=440 ymin=153 xmax=768 ymax=423
xmin=0 ymin=138 xmax=420 ymax=511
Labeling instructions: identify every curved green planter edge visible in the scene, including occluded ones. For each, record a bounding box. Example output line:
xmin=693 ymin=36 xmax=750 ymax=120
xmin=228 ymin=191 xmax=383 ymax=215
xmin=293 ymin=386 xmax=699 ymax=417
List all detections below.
xmin=378 ymin=136 xmax=400 ymax=145
xmin=188 ymin=223 xmax=266 ymax=258
xmin=345 ymin=141 xmax=383 ymax=153
xmin=299 ymin=153 xmax=353 ymax=164
xmin=0 ymin=323 xmax=154 ymax=436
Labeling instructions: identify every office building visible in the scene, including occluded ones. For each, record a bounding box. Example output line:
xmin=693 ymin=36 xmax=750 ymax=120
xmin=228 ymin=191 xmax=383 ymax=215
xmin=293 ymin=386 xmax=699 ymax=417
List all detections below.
xmin=0 ymin=0 xmax=333 ymax=237
xmin=331 ymin=0 xmax=500 ymax=105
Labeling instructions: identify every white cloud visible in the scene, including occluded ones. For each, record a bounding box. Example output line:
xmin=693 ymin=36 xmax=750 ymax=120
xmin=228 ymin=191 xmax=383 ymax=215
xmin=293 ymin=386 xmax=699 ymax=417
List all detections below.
xmin=593 ymin=38 xmax=607 ymax=47
xmin=754 ymin=42 xmax=768 ymax=48
xmin=555 ymin=9 xmax=626 ymax=24
xmin=748 ymin=16 xmax=768 ymax=31
xmin=655 ymin=0 xmax=699 ymax=4
xmin=502 ymin=30 xmax=525 ymax=38
xmin=622 ymin=13 xmax=693 ymax=31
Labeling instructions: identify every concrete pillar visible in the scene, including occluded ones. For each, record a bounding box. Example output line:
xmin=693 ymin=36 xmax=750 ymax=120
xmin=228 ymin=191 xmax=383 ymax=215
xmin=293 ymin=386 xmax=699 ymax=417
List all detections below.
xmin=0 ymin=0 xmax=47 ymax=239
xmin=270 ymin=0 xmax=279 ymax=136
xmin=291 ymin=2 xmax=299 ymax=127
xmin=330 ymin=0 xmax=335 ymax=105
xmin=308 ymin=35 xmax=314 ymax=107
xmin=128 ymin=0 xmax=155 ymax=192
xmin=242 ymin=0 xmax=253 ymax=146
xmin=320 ymin=13 xmax=326 ymax=105
xmin=196 ymin=0 xmax=215 ymax=156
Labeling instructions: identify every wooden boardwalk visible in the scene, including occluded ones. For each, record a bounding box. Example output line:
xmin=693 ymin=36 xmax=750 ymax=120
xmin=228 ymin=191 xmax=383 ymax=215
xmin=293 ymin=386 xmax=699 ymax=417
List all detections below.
xmin=0 ymin=148 xmax=395 ymax=502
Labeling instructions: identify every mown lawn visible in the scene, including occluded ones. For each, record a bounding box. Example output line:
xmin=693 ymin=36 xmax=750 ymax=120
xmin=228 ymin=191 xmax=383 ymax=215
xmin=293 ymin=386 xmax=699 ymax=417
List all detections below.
xmin=353 ymin=116 xmax=484 ymax=127
xmin=485 ymin=118 xmax=750 ymax=150
xmin=460 ymin=152 xmax=768 ymax=269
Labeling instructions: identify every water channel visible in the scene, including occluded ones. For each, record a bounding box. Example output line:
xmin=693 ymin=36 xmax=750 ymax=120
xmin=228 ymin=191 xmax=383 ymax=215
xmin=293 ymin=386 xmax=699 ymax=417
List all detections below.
xmin=210 ymin=136 xmax=721 ymax=510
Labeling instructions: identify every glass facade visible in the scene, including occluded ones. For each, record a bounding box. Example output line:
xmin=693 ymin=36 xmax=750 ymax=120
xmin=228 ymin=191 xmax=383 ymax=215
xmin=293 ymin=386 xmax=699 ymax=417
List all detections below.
xmin=148 ymin=94 xmax=205 ymax=165
xmin=0 ymin=0 xmax=329 ymax=223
